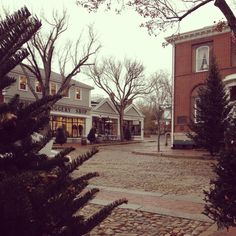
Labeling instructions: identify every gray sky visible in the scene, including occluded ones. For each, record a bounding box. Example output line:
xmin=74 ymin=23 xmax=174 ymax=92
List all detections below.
xmin=2 ymin=0 xmax=231 ymax=94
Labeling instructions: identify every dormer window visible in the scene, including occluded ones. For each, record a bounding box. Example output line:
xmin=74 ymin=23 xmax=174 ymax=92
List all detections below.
xmin=196 ymin=46 xmax=209 ymax=72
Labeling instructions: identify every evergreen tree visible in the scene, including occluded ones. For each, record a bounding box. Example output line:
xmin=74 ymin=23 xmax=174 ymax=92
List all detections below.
xmin=0 ymin=7 xmax=127 ymax=236
xmin=204 ymin=106 xmax=236 ymax=229
xmin=188 ymin=55 xmax=230 ymax=155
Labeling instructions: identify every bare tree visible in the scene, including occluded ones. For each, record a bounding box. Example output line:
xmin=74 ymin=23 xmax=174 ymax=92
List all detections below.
xmin=135 ymin=100 xmax=156 ymax=136
xmin=77 ymin=0 xmax=236 ymax=36
xmin=21 ymin=10 xmax=100 ymax=100
xmin=148 ymin=71 xmax=172 ymax=152
xmin=87 ymin=57 xmax=150 ymax=141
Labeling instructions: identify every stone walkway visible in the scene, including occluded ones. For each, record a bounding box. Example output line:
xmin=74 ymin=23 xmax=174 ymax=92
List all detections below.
xmin=82 ymin=185 xmax=213 ymax=236
xmin=61 ymin=137 xmax=236 ymax=235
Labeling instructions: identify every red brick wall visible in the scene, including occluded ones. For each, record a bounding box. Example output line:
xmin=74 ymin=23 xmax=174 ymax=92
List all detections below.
xmin=174 ymin=31 xmax=236 ymax=133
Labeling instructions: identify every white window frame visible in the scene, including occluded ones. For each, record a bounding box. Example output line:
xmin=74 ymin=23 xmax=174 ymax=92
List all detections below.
xmin=75 ymin=87 xmax=82 ymax=100
xmin=196 ymin=46 xmax=209 ymax=72
xmin=18 ymin=75 xmax=28 ymax=91
xmin=50 ymin=82 xmax=57 ymax=95
xmin=35 ymin=81 xmax=42 ymax=94
xmin=62 ymin=87 xmax=70 ymax=98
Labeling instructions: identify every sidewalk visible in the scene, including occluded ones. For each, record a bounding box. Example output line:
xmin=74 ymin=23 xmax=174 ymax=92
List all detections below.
xmin=59 ymin=137 xmax=235 ymax=235
xmin=133 ymin=136 xmax=211 ymax=160
xmin=87 ymin=185 xmax=236 ymax=236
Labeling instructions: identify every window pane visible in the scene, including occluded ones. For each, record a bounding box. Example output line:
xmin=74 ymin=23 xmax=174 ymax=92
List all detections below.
xmin=75 ymin=88 xmax=81 ymax=99
xmin=50 ymin=82 xmax=57 ymax=95
xmin=50 ymin=115 xmax=85 ymax=138
xmin=196 ymin=46 xmax=209 ymax=72
xmin=19 ymin=76 xmax=27 ymax=90
xmin=62 ymin=87 xmax=69 ymax=97
xmin=35 ymin=81 xmax=42 ymax=93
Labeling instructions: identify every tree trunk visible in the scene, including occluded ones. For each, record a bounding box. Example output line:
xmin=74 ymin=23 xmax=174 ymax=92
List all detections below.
xmin=157 ymin=119 xmax=161 ymax=152
xmin=119 ymin=110 xmax=124 ymax=141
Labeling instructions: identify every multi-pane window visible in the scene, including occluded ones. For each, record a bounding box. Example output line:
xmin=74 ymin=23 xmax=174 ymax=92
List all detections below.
xmin=62 ymin=87 xmax=70 ymax=98
xmin=196 ymin=46 xmax=209 ymax=72
xmin=50 ymin=115 xmax=85 ymax=138
xmin=75 ymin=88 xmax=81 ymax=100
xmin=35 ymin=81 xmax=42 ymax=93
xmin=19 ymin=76 xmax=28 ymax=91
xmin=50 ymin=82 xmax=57 ymax=95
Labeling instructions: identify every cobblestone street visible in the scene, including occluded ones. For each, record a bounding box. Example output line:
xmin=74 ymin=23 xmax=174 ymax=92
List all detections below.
xmin=72 ymin=141 xmax=215 ymax=198
xmin=68 ymin=139 xmax=230 ymax=235
xmin=81 ymin=204 xmax=213 ymax=236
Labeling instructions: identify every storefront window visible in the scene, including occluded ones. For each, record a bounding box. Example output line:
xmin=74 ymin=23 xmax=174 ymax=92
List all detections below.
xmin=50 ymin=115 xmax=85 ymax=138
xmin=124 ymin=120 xmax=141 ymax=136
xmin=92 ymin=117 xmax=118 ymax=135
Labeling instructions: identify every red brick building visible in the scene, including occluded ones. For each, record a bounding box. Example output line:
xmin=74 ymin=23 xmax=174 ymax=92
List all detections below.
xmin=166 ymin=25 xmax=236 ymax=148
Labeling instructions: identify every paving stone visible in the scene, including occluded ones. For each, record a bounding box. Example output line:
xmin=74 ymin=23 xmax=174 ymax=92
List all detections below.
xmin=74 ymin=142 xmax=215 ymax=235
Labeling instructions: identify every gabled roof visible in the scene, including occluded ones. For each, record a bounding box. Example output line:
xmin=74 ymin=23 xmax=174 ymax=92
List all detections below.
xmin=91 ymin=98 xmax=118 ymax=114
xmin=10 ymin=65 xmax=94 ymax=90
xmin=124 ymin=104 xmax=144 ymax=118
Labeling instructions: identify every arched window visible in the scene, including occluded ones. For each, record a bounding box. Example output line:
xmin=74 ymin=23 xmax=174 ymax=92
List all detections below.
xmin=191 ymin=85 xmax=204 ymax=123
xmin=196 ymin=46 xmax=209 ymax=72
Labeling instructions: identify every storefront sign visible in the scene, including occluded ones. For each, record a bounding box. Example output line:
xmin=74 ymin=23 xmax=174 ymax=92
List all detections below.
xmin=53 ymin=105 xmax=87 ymax=114
xmin=18 ymin=99 xmax=88 ymax=115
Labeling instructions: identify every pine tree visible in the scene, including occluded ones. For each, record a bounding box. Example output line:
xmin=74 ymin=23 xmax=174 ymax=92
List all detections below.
xmin=204 ymin=106 xmax=236 ymax=229
xmin=0 ymin=7 xmax=127 ymax=236
xmin=188 ymin=55 xmax=230 ymax=155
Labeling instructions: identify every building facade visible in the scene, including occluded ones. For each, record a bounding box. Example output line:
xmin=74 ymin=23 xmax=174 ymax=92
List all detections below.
xmin=4 ymin=65 xmax=93 ymax=141
xmin=166 ymin=25 xmax=236 ymax=148
xmin=3 ymin=66 xmax=144 ymax=141
xmin=91 ymin=98 xmax=144 ymax=140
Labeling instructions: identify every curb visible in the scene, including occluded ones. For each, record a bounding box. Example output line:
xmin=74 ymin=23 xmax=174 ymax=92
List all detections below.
xmin=87 ymin=185 xmax=212 ymax=223
xmin=132 ymin=151 xmax=214 ymax=160
xmin=53 ymin=140 xmax=143 ymax=149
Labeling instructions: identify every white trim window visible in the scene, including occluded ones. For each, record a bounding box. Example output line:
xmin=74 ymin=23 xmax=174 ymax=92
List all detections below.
xmin=75 ymin=88 xmax=82 ymax=100
xmin=62 ymin=87 xmax=70 ymax=98
xmin=35 ymin=81 xmax=42 ymax=93
xmin=196 ymin=46 xmax=209 ymax=72
xmin=19 ymin=75 xmax=28 ymax=91
xmin=50 ymin=82 xmax=57 ymax=95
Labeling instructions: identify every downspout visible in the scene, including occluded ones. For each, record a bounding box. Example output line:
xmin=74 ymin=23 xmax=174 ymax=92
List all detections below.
xmin=171 ymin=43 xmax=175 ymax=148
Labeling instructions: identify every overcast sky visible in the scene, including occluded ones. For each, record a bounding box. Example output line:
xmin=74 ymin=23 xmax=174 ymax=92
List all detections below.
xmin=2 ymin=0 xmax=232 ymax=94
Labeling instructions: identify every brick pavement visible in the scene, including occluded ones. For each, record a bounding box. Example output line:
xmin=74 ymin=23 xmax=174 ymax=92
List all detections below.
xmin=57 ymin=137 xmax=236 ymax=235
xmin=84 ymin=185 xmax=236 ymax=236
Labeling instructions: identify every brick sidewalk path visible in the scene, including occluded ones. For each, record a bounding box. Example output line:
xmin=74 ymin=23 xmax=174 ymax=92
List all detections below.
xmin=84 ymin=185 xmax=236 ymax=236
xmin=60 ymin=137 xmax=236 ymax=235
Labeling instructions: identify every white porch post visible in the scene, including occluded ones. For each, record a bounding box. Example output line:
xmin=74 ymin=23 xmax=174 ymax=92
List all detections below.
xmin=141 ymin=118 xmax=144 ymax=140
xmin=117 ymin=117 xmax=120 ymax=136
xmin=86 ymin=116 xmax=92 ymax=136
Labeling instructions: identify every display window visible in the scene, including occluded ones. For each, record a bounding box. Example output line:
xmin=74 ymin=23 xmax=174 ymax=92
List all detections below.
xmin=51 ymin=115 xmax=85 ymax=138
